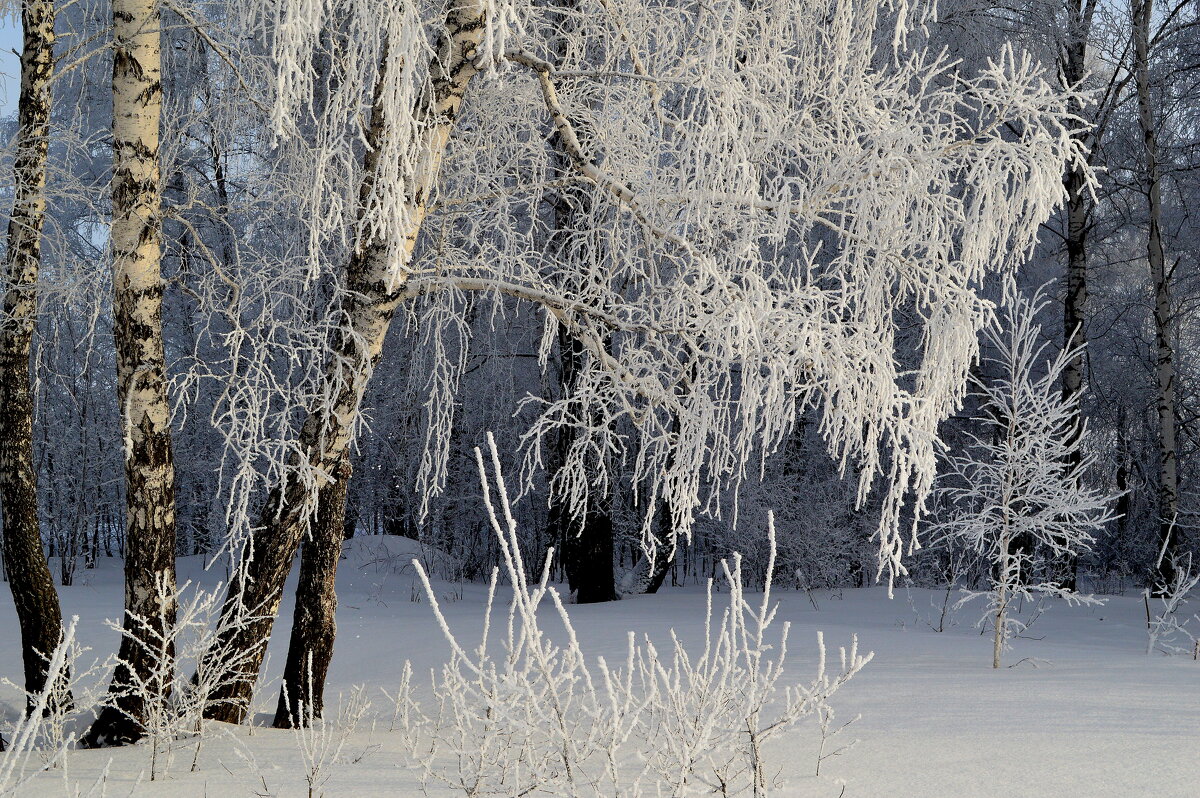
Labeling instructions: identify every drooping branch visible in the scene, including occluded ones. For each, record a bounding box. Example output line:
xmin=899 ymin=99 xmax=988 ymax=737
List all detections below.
xmin=507 ymin=50 xmax=701 ymax=259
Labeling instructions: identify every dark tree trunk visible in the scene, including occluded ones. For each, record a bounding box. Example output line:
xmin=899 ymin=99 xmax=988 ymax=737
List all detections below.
xmin=0 ymin=0 xmax=67 ymax=711
xmin=1132 ymin=0 xmax=1180 ymax=592
xmin=565 ymin=510 xmax=619 ymax=604
xmin=1057 ymin=0 xmax=1100 ymax=593
xmin=547 ymin=327 xmax=618 ymax=604
xmin=540 ymin=37 xmax=619 ymax=600
xmin=641 ymin=527 xmax=672 ymax=594
xmin=1114 ymin=408 xmax=1131 ymax=548
xmin=1059 ymin=154 xmax=1088 ymax=593
xmin=274 ymin=455 xmax=352 ymax=728
xmin=1060 ymin=0 xmax=1092 ymax=439
xmin=642 ymin=412 xmax=684 ymax=595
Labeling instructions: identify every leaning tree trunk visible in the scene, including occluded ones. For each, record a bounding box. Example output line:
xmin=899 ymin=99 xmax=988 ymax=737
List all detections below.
xmin=0 ymin=0 xmax=66 ymax=710
xmin=84 ymin=0 xmax=178 ymax=747
xmin=199 ymin=2 xmax=488 ymax=725
xmin=640 ymin=412 xmax=682 ymax=595
xmin=1133 ymin=0 xmax=1180 ymax=591
xmin=273 ymin=454 xmax=351 ymax=728
xmin=641 ymin=504 xmax=674 ymax=595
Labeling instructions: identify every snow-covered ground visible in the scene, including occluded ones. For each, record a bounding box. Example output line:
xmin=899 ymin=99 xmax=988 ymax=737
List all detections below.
xmin=2 ymin=537 xmax=1196 ymax=797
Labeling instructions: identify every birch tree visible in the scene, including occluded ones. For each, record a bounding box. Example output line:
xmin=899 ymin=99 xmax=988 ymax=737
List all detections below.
xmin=0 ymin=0 xmax=67 ymax=708
xmin=84 ymin=0 xmax=180 ymax=746
xmin=201 ymin=0 xmax=492 ymax=723
xmin=193 ymin=0 xmax=1089 ymax=717
xmin=273 ymin=452 xmax=352 ymax=727
xmin=936 ymin=0 xmax=1134 ymax=589
xmin=933 ymin=286 xmax=1115 ymax=668
xmin=1132 ymin=0 xmax=1182 ymax=590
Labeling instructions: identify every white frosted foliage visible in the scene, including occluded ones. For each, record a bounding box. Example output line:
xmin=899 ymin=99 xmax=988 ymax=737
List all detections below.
xmin=218 ymin=0 xmax=1089 ymax=584
xmin=932 ymin=285 xmax=1117 ymax=667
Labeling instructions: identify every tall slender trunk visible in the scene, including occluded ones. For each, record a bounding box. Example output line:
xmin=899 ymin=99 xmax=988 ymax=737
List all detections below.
xmin=993 ymin=570 xmax=1008 ymax=669
xmin=0 ymin=0 xmax=66 ymax=710
xmin=1060 ymin=0 xmax=1094 ymax=419
xmin=200 ymin=3 xmax=488 ymax=724
xmin=273 ymin=453 xmax=351 ymax=728
xmin=994 ymin=407 xmax=1018 ymax=669
xmin=1059 ymin=0 xmax=1097 ymax=592
xmin=1114 ymin=407 xmax=1131 ymax=545
xmin=1061 ymin=170 xmax=1089 ymax=419
xmin=273 ymin=40 xmax=352 ymax=725
xmin=84 ymin=0 xmax=178 ymax=747
xmin=1133 ymin=0 xmax=1180 ymax=590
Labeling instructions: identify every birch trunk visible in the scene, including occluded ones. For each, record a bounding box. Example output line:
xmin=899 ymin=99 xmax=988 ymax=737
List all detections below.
xmin=273 ymin=453 xmax=351 ymax=728
xmin=1060 ymin=0 xmax=1095 ymax=421
xmin=1058 ymin=0 xmax=1097 ymax=592
xmin=995 ymin=405 xmax=1017 ymax=669
xmin=201 ymin=2 xmax=488 ymax=724
xmin=1133 ymin=0 xmax=1180 ymax=590
xmin=0 ymin=0 xmax=66 ymax=708
xmin=993 ymin=576 xmax=1008 ymax=670
xmin=84 ymin=0 xmax=178 ymax=747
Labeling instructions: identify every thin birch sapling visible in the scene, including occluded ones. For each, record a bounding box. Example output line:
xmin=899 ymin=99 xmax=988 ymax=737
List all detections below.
xmin=933 ymin=286 xmax=1117 ymax=668
xmin=284 ymin=676 xmax=372 ymax=798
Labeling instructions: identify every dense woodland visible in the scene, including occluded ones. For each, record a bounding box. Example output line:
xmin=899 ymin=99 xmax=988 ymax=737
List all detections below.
xmin=0 ymin=0 xmax=1197 ymax=763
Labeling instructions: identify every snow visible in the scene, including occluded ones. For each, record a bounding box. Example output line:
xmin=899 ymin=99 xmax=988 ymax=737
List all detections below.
xmin=2 ymin=540 xmax=1197 ymax=796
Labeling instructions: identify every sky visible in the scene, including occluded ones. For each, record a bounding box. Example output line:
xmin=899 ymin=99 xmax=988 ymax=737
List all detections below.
xmin=0 ymin=18 xmax=20 ymax=118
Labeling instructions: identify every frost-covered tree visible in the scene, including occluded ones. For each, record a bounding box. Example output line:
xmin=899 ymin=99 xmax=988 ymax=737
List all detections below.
xmin=188 ymin=0 xmax=1088 ymax=717
xmin=933 ymin=286 xmax=1117 ymax=668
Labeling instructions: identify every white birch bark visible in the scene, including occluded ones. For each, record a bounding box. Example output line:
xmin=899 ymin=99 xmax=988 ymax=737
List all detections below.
xmin=85 ymin=0 xmax=179 ymax=747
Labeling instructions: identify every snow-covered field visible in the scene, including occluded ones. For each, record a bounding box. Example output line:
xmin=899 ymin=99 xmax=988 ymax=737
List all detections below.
xmin=2 ymin=537 xmax=1196 ymax=797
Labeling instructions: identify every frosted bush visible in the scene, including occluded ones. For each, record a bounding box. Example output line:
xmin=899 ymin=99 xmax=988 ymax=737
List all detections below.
xmin=0 ymin=619 xmax=96 ymax=795
xmin=1145 ymin=549 xmax=1200 ymax=658
xmin=408 ymin=433 xmax=871 ymax=796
